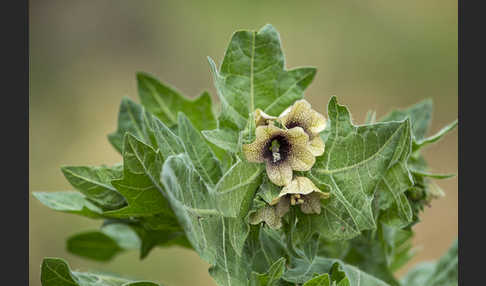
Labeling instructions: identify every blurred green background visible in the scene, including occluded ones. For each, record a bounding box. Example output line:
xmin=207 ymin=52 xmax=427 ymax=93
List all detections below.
xmin=29 ymin=1 xmax=457 ymax=285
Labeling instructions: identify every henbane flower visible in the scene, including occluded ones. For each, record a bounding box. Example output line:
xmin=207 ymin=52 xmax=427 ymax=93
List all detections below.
xmin=270 ymin=176 xmax=330 ymax=215
xmin=242 ymin=124 xmax=315 ymax=186
xmin=279 ymin=99 xmax=327 ymax=156
xmin=249 ymin=176 xmax=330 ymax=229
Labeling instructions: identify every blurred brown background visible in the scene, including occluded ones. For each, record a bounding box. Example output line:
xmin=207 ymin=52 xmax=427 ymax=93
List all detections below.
xmin=29 ymin=1 xmax=457 ymax=285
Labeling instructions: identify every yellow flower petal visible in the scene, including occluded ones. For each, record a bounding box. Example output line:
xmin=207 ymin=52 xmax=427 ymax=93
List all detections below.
xmin=279 ymin=99 xmax=327 ymax=140
xmin=266 ymin=161 xmax=292 ymax=186
xmin=255 ymin=108 xmax=277 ymax=126
xmin=308 ymin=136 xmax=325 ymax=157
xmin=243 ymin=125 xmax=282 ymax=163
xmin=308 ymin=110 xmax=327 ymax=134
xmin=288 ymin=145 xmax=315 ymax=171
xmin=255 ymin=124 xmax=282 ymax=139
xmin=275 ymin=176 xmax=329 ymax=214
xmin=242 ymin=141 xmax=265 ymax=163
xmin=286 ymin=126 xmax=309 ymax=146
xmin=280 ymin=99 xmax=313 ymax=128
xmin=278 ymin=176 xmax=318 ymax=197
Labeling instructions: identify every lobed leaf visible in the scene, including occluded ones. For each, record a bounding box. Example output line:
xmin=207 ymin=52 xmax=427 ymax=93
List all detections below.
xmin=137 ymin=72 xmax=216 ymax=131
xmin=161 ymin=154 xmax=252 ymax=286
xmin=301 ymin=97 xmax=412 ymax=240
xmin=108 ymin=97 xmax=155 ymax=153
xmin=105 ymin=134 xmax=172 ymax=218
xmin=380 ymin=99 xmax=432 ymax=141
xmin=209 ymin=24 xmax=316 ymax=130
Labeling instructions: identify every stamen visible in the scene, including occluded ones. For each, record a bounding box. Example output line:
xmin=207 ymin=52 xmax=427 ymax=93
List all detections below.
xmin=290 ymin=197 xmax=296 ymax=205
xmin=270 ymin=139 xmax=281 ymax=162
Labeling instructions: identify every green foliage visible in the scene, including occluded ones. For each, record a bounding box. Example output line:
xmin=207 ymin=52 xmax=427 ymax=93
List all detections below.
xmin=137 ymin=72 xmax=216 ymax=132
xmin=41 ymin=257 xmax=161 ymax=286
xmin=35 ymin=24 xmax=458 ymax=286
xmin=33 ymin=191 xmax=105 ymax=219
xmin=61 ymin=165 xmax=126 ymax=210
xmin=301 ymin=97 xmax=413 ymax=240
xmin=401 ymin=240 xmax=458 ymax=286
xmin=66 ymin=223 xmax=141 ymax=261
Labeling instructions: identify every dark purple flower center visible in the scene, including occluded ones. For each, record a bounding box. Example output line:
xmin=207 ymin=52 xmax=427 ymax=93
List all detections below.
xmin=263 ymin=135 xmax=290 ymax=164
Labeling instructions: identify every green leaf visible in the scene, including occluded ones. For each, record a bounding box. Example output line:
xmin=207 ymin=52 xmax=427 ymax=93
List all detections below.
xmin=177 ymin=113 xmax=223 ymax=188
xmin=328 ymin=262 xmax=351 ymax=286
xmin=413 ymin=119 xmax=458 ymax=151
xmin=202 ymin=129 xmax=240 ymax=153
xmin=41 ymin=257 xmax=161 ymax=286
xmin=66 ymin=223 xmax=141 ymax=262
xmin=61 ymin=165 xmax=126 ymax=210
xmin=255 ymin=176 xmax=282 ymax=205
xmin=380 ymin=98 xmax=432 ymax=141
xmin=383 ymin=225 xmax=415 ymax=272
xmin=283 ymin=257 xmax=389 ymax=286
xmin=108 ymin=97 xmax=155 ymax=153
xmin=123 ymin=222 xmax=190 ymax=259
xmin=337 ymin=224 xmax=415 ymax=285
xmin=101 ymin=223 xmax=143 ymax=250
xmin=410 ymin=169 xmax=456 ymax=179
xmin=137 ymin=72 xmax=216 ymax=131
xmin=105 ymin=134 xmax=172 ymax=218
xmin=41 ymin=257 xmax=79 ymax=286
xmin=376 ymin=163 xmax=414 ymax=228
xmin=251 ymin=257 xmax=286 ymax=286
xmin=302 ymin=274 xmax=331 ymax=286
xmin=161 ymin=154 xmax=252 ymax=286
xmin=303 ymin=96 xmax=412 ymax=240
xmin=66 ymin=231 xmax=124 ymax=262
xmin=144 ymin=110 xmax=186 ymax=160
xmin=377 ymin=100 xmax=457 ymax=227
xmin=401 ymin=239 xmax=458 ymax=286
xmin=108 ymin=97 xmax=190 ymax=158
xmin=248 ymin=226 xmax=289 ymax=274
xmin=208 ymin=24 xmax=316 ymax=131
xmin=33 ymin=191 xmax=103 ymax=219
xmin=214 ymin=159 xmax=263 ymax=217
xmin=341 ymin=228 xmax=404 ymax=285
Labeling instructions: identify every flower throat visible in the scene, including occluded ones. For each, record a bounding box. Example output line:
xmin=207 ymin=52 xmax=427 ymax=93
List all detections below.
xmin=265 ymin=135 xmax=290 ymax=164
